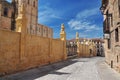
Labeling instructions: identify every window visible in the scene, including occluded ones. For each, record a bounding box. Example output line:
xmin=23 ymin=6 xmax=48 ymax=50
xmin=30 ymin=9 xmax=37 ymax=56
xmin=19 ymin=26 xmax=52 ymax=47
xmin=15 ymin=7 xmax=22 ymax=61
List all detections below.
xmin=30 ymin=25 xmax=32 ymax=30
xmin=44 ymin=29 xmax=45 ymax=33
xmin=39 ymin=28 xmax=41 ymax=32
xmin=111 ymin=60 xmax=113 ymax=68
xmin=28 ymin=0 xmax=29 ymax=4
xmin=111 ymin=14 xmax=113 ymax=27
xmin=108 ymin=39 xmax=111 ymax=49
xmin=27 ymin=28 xmax=29 ymax=33
xmin=119 ymin=6 xmax=120 ymax=17
xmin=117 ymin=55 xmax=119 ymax=63
xmin=118 ymin=0 xmax=120 ymax=17
xmin=107 ymin=13 xmax=113 ymax=27
xmin=33 ymin=1 xmax=35 ymax=7
xmin=4 ymin=7 xmax=8 ymax=16
xmin=115 ymin=28 xmax=119 ymax=42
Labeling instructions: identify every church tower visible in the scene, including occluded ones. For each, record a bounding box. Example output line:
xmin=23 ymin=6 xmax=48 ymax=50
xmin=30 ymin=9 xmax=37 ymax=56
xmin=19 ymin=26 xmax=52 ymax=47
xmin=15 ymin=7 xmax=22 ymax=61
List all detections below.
xmin=76 ymin=32 xmax=79 ymax=42
xmin=16 ymin=0 xmax=38 ymax=35
xmin=60 ymin=24 xmax=66 ymax=41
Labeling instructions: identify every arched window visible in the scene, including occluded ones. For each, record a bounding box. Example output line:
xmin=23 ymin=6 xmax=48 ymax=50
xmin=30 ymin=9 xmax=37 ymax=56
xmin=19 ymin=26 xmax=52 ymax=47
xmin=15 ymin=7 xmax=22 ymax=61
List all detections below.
xmin=4 ymin=7 xmax=8 ymax=16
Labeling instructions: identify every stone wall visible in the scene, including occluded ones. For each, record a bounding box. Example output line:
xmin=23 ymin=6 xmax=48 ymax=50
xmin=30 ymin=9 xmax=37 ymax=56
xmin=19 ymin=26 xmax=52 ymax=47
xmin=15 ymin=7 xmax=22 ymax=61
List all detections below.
xmin=50 ymin=39 xmax=65 ymax=63
xmin=0 ymin=30 xmax=20 ymax=75
xmin=0 ymin=0 xmax=13 ymax=30
xmin=0 ymin=16 xmax=11 ymax=30
xmin=0 ymin=29 xmax=66 ymax=76
xmin=37 ymin=24 xmax=53 ymax=38
xmin=101 ymin=0 xmax=120 ymax=73
xmin=78 ymin=44 xmax=97 ymax=58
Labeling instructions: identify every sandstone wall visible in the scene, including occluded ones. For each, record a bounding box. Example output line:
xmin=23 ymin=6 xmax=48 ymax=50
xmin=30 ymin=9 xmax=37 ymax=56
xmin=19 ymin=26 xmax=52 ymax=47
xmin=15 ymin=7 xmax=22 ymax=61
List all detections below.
xmin=50 ymin=39 xmax=64 ymax=63
xmin=78 ymin=44 xmax=97 ymax=58
xmin=0 ymin=30 xmax=20 ymax=75
xmin=0 ymin=16 xmax=11 ymax=30
xmin=0 ymin=30 xmax=66 ymax=76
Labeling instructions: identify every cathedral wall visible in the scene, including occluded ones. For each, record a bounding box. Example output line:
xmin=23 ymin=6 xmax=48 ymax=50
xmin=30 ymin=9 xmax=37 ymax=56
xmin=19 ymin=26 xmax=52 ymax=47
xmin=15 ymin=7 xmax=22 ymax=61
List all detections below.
xmin=0 ymin=29 xmax=66 ymax=76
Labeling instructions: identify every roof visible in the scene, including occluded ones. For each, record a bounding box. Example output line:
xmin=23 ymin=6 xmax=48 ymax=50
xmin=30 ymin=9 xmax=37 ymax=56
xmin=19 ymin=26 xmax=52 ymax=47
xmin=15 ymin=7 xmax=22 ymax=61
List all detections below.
xmin=67 ymin=38 xmax=104 ymax=43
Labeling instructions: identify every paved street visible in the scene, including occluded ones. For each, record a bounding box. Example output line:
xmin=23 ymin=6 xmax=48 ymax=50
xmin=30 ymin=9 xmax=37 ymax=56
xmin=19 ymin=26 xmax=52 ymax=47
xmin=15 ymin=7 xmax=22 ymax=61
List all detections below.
xmin=1 ymin=57 xmax=120 ymax=80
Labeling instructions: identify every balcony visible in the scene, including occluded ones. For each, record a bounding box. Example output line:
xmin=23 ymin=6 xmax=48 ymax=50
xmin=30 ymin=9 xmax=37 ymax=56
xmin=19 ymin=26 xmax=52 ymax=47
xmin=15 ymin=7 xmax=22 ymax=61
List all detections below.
xmin=103 ymin=18 xmax=110 ymax=33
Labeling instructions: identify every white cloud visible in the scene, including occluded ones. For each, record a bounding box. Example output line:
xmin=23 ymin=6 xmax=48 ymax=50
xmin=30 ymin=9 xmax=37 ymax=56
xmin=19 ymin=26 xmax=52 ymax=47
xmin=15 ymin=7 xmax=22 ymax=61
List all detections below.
xmin=76 ymin=8 xmax=98 ymax=19
xmin=38 ymin=5 xmax=63 ymax=23
xmin=68 ymin=8 xmax=101 ymax=32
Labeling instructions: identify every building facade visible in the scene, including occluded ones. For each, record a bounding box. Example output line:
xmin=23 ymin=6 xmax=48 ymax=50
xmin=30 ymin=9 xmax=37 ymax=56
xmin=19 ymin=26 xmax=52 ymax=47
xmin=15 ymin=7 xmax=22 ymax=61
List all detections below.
xmin=0 ymin=0 xmax=53 ymax=38
xmin=0 ymin=0 xmax=13 ymax=30
xmin=67 ymin=37 xmax=104 ymax=58
xmin=92 ymin=39 xmax=105 ymax=57
xmin=100 ymin=0 xmax=120 ymax=72
xmin=37 ymin=24 xmax=53 ymax=38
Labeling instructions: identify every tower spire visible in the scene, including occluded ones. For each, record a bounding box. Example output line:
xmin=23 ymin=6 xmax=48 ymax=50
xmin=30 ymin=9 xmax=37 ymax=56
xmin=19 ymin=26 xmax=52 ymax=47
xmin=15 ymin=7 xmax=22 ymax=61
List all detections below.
xmin=60 ymin=23 xmax=66 ymax=41
xmin=76 ymin=32 xmax=79 ymax=42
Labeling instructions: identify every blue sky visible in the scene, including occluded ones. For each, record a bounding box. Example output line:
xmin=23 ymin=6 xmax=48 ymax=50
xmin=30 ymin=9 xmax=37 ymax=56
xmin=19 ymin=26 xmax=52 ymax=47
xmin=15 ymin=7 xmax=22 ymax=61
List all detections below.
xmin=7 ymin=0 xmax=103 ymax=39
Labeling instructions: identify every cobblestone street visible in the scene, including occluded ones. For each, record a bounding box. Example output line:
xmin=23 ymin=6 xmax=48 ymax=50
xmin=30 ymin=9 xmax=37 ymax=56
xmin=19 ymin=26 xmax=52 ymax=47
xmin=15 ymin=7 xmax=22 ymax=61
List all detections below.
xmin=1 ymin=57 xmax=120 ymax=80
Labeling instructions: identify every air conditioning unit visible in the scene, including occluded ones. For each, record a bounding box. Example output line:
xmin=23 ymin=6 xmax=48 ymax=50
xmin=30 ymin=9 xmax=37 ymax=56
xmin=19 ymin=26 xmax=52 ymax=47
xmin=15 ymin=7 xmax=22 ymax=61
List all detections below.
xmin=104 ymin=34 xmax=110 ymax=39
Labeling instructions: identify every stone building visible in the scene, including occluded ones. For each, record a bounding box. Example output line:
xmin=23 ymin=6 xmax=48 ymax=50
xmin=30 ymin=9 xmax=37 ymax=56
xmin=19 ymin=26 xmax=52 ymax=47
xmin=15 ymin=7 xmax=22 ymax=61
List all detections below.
xmin=92 ymin=39 xmax=105 ymax=57
xmin=0 ymin=4 xmax=66 ymax=76
xmin=0 ymin=0 xmax=14 ymax=30
xmin=66 ymin=39 xmax=77 ymax=58
xmin=37 ymin=24 xmax=53 ymax=38
xmin=100 ymin=0 xmax=120 ymax=72
xmin=66 ymin=33 xmax=104 ymax=58
xmin=0 ymin=0 xmax=53 ymax=38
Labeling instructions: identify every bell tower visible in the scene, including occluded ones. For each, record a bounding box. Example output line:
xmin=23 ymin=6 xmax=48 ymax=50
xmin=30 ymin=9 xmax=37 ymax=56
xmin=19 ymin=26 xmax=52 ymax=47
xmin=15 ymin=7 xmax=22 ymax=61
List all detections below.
xmin=60 ymin=23 xmax=66 ymax=41
xmin=76 ymin=32 xmax=80 ymax=55
xmin=17 ymin=0 xmax=38 ymax=35
xmin=76 ymin=32 xmax=79 ymax=42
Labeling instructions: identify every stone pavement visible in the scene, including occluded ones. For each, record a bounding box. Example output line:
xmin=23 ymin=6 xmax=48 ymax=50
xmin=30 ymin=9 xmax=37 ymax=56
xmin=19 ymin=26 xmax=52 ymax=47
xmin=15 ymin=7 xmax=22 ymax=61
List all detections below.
xmin=1 ymin=57 xmax=120 ymax=80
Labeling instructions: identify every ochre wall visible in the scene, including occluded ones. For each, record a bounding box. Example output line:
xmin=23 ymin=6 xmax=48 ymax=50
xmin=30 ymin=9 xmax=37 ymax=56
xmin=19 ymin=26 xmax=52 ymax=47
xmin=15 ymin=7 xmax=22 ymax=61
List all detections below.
xmin=50 ymin=39 xmax=64 ymax=63
xmin=0 ymin=17 xmax=11 ymax=30
xmin=18 ymin=35 xmax=51 ymax=71
xmin=78 ymin=44 xmax=97 ymax=58
xmin=0 ymin=30 xmax=20 ymax=75
xmin=79 ymin=45 xmax=90 ymax=57
xmin=0 ymin=30 xmax=66 ymax=76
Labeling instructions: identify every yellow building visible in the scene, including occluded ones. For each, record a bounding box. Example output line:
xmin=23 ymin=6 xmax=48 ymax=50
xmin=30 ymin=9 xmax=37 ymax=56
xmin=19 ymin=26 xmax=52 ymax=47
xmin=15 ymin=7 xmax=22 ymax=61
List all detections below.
xmin=0 ymin=0 xmax=53 ymax=38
